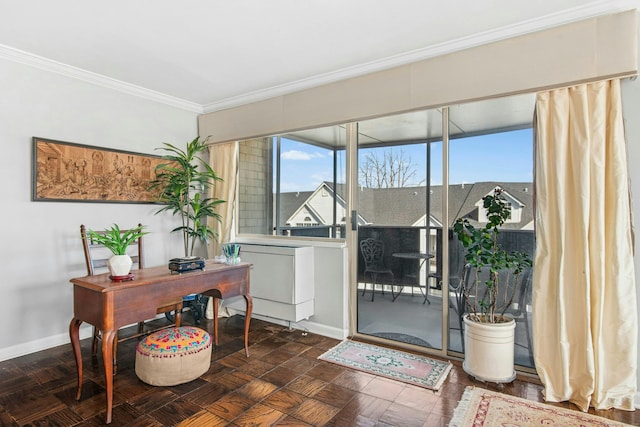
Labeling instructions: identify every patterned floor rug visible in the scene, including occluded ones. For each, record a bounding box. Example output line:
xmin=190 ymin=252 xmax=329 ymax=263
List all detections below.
xmin=318 ymin=340 xmax=452 ymax=390
xmin=450 ymin=386 xmax=634 ymax=427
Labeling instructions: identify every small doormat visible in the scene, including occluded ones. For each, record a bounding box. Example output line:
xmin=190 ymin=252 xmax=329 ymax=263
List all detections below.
xmin=450 ymin=386 xmax=635 ymax=427
xmin=318 ymin=340 xmax=452 ymax=390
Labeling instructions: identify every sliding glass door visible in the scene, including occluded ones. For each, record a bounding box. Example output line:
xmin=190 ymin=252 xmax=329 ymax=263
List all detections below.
xmin=355 ymin=109 xmax=444 ymax=350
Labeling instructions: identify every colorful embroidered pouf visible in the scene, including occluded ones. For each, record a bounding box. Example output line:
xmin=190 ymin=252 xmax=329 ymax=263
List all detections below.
xmin=135 ymin=326 xmax=212 ymax=386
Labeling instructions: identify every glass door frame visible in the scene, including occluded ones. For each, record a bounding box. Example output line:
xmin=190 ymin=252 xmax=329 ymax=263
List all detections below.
xmin=346 ymin=110 xmax=455 ymax=358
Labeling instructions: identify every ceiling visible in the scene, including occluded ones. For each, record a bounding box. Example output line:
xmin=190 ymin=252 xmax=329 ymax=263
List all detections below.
xmin=0 ymin=1 xmax=635 ymax=116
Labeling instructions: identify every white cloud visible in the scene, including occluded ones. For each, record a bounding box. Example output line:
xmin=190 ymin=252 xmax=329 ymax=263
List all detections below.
xmin=281 ymin=150 xmax=324 ymax=160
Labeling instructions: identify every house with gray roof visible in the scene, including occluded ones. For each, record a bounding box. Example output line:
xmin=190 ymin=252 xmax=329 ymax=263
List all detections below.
xmin=280 ymin=181 xmax=534 ymax=231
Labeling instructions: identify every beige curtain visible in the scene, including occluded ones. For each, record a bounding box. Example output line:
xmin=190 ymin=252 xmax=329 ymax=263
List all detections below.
xmin=533 ymin=79 xmax=637 ymax=411
xmin=207 ymin=141 xmax=238 ymax=258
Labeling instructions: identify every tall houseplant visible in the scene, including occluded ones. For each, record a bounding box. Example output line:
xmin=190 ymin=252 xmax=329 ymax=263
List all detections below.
xmin=149 ymin=136 xmax=224 ymax=258
xmin=86 ymin=224 xmax=148 ymax=277
xmin=452 ymin=187 xmax=532 ymax=383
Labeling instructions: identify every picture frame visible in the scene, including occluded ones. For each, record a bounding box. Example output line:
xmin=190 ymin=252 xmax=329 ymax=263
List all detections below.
xmin=32 ymin=137 xmax=167 ymax=203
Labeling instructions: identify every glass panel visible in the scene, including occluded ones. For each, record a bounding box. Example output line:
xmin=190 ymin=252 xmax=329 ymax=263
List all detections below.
xmin=237 ymin=125 xmax=346 ymax=238
xmin=356 ymin=109 xmax=443 ymax=350
xmin=447 ymin=94 xmax=536 ymax=368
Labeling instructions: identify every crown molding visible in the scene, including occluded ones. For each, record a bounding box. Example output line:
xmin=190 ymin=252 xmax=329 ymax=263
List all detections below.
xmin=203 ymin=1 xmax=638 ymax=113
xmin=0 ymin=44 xmax=203 ymax=113
xmin=0 ymin=1 xmax=635 ymax=115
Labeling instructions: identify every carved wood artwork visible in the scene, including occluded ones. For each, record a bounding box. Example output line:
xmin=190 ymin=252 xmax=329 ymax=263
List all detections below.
xmin=32 ymin=137 xmax=168 ymax=203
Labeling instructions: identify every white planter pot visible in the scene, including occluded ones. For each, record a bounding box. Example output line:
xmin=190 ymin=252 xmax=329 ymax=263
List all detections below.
xmin=462 ymin=314 xmax=516 ymax=383
xmin=107 ymin=254 xmax=133 ymax=277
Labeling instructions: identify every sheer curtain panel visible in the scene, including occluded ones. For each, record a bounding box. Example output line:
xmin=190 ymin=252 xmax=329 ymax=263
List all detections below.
xmin=207 ymin=141 xmax=239 ymax=258
xmin=533 ymin=79 xmax=637 ymax=411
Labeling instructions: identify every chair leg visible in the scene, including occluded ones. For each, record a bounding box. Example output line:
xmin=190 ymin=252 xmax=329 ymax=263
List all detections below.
xmin=91 ymin=326 xmax=99 ymax=358
xmin=371 ymin=273 xmax=376 ymax=301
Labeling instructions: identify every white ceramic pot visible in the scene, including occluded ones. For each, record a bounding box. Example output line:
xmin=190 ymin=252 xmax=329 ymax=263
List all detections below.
xmin=107 ymin=254 xmax=133 ymax=277
xmin=462 ymin=314 xmax=516 ymax=383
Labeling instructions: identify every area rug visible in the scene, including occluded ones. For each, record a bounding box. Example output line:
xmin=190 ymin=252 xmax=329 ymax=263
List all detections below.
xmin=450 ymin=386 xmax=634 ymax=427
xmin=318 ymin=340 xmax=452 ymax=390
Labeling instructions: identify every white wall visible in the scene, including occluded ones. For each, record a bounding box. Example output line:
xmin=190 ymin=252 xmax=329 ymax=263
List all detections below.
xmin=0 ymin=58 xmax=197 ymax=360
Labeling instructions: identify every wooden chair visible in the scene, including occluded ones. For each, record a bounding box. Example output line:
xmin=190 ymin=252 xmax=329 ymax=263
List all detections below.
xmin=80 ymin=224 xmax=183 ymax=374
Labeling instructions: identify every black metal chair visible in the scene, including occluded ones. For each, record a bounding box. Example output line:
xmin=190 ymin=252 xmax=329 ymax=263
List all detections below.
xmin=360 ymin=238 xmax=395 ymax=301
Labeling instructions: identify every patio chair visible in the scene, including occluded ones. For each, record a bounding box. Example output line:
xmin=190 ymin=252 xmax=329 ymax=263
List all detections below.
xmin=360 ymin=238 xmax=395 ymax=301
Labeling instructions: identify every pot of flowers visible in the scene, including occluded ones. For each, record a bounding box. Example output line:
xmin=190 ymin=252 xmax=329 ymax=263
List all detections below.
xmin=452 ymin=188 xmax=532 ymax=384
xmin=86 ymin=224 xmax=148 ymax=279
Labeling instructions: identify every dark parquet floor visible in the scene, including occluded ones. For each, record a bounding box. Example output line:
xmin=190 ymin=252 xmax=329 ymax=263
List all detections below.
xmin=1 ymin=314 xmax=638 ymax=426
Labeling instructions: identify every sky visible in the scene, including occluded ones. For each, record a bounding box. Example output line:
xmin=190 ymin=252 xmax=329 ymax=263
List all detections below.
xmin=278 ymin=128 xmax=533 ymax=192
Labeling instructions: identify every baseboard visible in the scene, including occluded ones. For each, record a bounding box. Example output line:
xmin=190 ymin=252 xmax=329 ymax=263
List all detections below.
xmin=0 ymin=324 xmax=93 ymax=362
xmin=226 ymin=308 xmax=348 ymax=341
xmin=635 ymin=392 xmax=640 ymax=409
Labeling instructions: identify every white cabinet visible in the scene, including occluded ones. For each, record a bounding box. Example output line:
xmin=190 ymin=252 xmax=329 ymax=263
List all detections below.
xmin=226 ymin=244 xmax=314 ymax=322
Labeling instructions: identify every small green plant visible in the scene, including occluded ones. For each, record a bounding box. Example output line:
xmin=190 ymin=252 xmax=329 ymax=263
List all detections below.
xmin=452 ymin=188 xmax=532 ymax=323
xmin=148 ymin=136 xmax=225 ymax=257
xmin=87 ymin=224 xmax=148 ymax=255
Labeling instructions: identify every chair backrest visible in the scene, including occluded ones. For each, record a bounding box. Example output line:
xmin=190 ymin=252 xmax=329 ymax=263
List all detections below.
xmin=359 ymin=238 xmax=385 ymax=268
xmin=80 ymin=224 xmax=144 ymax=276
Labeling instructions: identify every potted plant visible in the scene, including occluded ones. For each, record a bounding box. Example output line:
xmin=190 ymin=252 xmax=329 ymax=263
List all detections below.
xmin=452 ymin=187 xmax=532 ymax=383
xmin=148 ymin=136 xmax=225 ymax=258
xmin=86 ymin=224 xmax=148 ymax=277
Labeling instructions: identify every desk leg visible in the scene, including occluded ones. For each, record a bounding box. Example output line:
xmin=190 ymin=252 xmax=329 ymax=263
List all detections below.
xmin=101 ymin=329 xmax=117 ymax=424
xmin=69 ymin=318 xmax=83 ymax=400
xmin=243 ymin=294 xmax=253 ymax=357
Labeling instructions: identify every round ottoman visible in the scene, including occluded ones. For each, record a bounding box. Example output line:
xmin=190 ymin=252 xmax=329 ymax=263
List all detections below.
xmin=135 ymin=326 xmax=212 ymax=386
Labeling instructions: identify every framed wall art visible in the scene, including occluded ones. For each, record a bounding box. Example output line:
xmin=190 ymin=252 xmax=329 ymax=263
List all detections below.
xmin=32 ymin=137 xmax=168 ymax=203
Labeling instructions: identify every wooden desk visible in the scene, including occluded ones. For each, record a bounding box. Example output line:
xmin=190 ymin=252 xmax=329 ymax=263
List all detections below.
xmin=69 ymin=260 xmax=252 ymax=424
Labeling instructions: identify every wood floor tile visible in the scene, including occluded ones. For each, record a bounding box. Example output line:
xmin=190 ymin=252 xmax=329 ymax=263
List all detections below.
xmin=262 ymin=388 xmax=307 ymax=413
xmin=281 ymin=355 xmax=317 ymax=373
xmin=237 ymin=358 xmax=276 ymax=377
xmin=331 ymin=369 xmax=375 ymax=392
xmin=237 ymin=378 xmax=279 ymax=401
xmin=206 ymin=391 xmax=256 ymax=421
xmin=22 ymin=407 xmax=84 ymax=427
xmin=175 ymin=409 xmax=229 ymax=427
xmin=290 ymin=398 xmax=341 ymax=426
xmin=0 ymin=385 xmax=67 ymax=424
xmin=379 ymin=401 xmax=429 ymax=427
xmin=232 ymin=402 xmax=286 ymax=426
xmin=260 ymin=366 xmax=301 ymax=388
xmin=361 ymin=376 xmax=405 ymax=401
xmin=338 ymin=393 xmax=392 ymax=421
xmin=312 ymin=383 xmax=357 ymax=408
xmin=274 ymin=415 xmax=315 ymax=426
xmin=285 ymin=375 xmax=327 ymax=397
xmin=128 ymin=387 xmax=178 ymax=414
xmin=215 ymin=371 xmax=256 ymax=390
xmin=305 ymin=363 xmax=345 ymax=382
xmin=0 ymin=316 xmax=637 ymax=426
xmin=148 ymin=397 xmax=204 ymax=425
xmin=180 ymin=383 xmax=226 ymax=408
